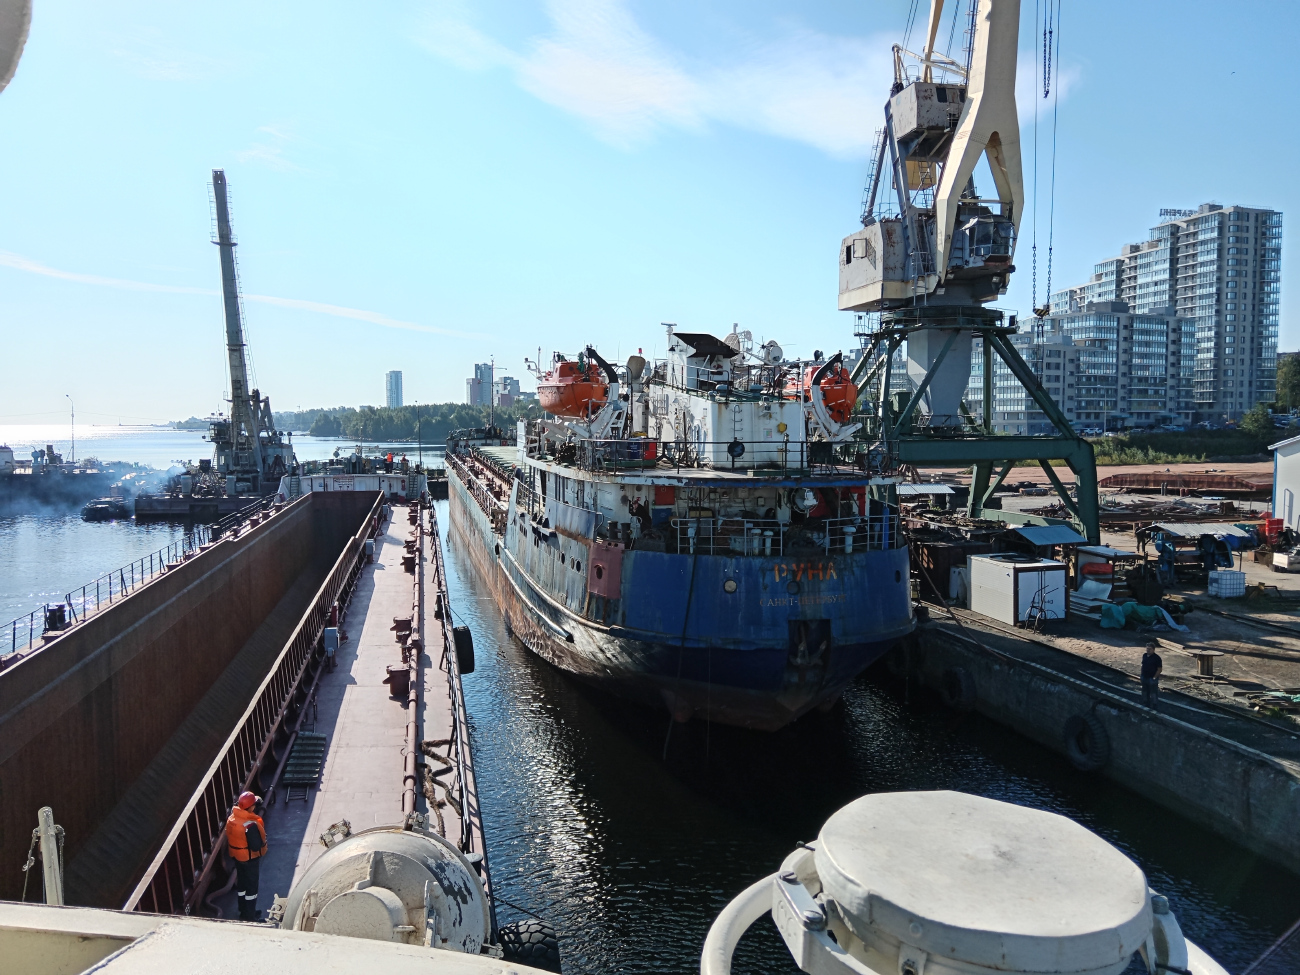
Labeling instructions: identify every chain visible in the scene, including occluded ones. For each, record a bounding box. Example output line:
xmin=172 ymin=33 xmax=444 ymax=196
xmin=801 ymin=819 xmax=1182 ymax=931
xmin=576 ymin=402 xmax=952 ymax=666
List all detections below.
xmin=19 ymin=829 xmax=38 ymax=902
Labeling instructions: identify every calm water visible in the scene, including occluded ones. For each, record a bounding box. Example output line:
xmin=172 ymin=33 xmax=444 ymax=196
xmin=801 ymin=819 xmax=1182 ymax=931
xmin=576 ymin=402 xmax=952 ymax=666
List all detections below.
xmin=435 ymin=501 xmax=1300 ymax=975
xmin=0 ymin=477 xmax=1295 ymax=972
xmin=0 ymin=423 xmax=445 ymax=469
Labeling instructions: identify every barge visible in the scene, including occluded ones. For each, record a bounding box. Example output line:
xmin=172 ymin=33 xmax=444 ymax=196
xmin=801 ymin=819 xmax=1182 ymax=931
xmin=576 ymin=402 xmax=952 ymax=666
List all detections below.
xmin=447 ymin=328 xmax=913 ymax=730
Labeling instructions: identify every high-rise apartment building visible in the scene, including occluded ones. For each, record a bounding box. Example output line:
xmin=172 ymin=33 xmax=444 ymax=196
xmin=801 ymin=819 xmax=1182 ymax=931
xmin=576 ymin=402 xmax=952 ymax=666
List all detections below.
xmin=492 ymin=375 xmax=521 ymax=407
xmin=385 ymin=370 xmax=403 ymax=409
xmin=1051 ymin=203 xmax=1282 ymax=420
xmin=465 ymin=362 xmax=494 ymax=406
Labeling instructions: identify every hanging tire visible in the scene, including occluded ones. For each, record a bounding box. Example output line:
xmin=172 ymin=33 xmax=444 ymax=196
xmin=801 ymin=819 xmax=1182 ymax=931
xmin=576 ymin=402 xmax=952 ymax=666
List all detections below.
xmin=938 ymin=666 xmax=976 ymax=712
xmin=453 ymin=625 xmax=475 ymax=675
xmin=1063 ymin=712 xmax=1110 ymax=772
xmin=498 ymin=918 xmax=562 ymax=973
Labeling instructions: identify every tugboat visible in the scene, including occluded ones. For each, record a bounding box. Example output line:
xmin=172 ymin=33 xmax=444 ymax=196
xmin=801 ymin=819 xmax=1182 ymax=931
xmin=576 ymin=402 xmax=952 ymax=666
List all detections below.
xmin=446 ymin=326 xmax=913 ymax=731
xmin=80 ymin=497 xmax=132 ymax=521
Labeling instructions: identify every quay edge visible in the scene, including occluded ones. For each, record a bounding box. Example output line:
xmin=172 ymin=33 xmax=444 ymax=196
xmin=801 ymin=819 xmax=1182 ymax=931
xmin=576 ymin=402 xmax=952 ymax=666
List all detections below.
xmin=907 ymin=618 xmax=1300 ymax=876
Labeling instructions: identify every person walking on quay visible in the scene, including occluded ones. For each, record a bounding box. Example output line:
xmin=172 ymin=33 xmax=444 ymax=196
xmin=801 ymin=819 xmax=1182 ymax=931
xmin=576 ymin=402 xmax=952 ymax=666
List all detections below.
xmin=225 ymin=791 xmax=267 ymax=921
xmin=1140 ymin=640 xmax=1163 ymax=711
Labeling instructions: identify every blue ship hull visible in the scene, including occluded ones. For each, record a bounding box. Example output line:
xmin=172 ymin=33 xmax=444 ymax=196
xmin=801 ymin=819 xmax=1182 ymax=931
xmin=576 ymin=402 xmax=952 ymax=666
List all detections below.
xmin=448 ymin=461 xmax=913 ymax=730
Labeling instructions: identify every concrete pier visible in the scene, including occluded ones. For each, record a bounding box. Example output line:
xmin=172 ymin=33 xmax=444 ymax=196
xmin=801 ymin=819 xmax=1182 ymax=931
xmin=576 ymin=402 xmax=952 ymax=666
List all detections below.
xmin=907 ymin=609 xmax=1300 ymax=874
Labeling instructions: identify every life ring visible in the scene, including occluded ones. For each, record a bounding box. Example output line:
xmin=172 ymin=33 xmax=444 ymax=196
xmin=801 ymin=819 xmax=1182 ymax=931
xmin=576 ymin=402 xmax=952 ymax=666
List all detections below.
xmin=1063 ymin=712 xmax=1110 ymax=771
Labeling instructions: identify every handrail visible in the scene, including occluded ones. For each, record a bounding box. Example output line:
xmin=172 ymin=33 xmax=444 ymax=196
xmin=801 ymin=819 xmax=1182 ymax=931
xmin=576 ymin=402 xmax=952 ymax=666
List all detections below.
xmin=3 ymin=496 xmax=295 ymax=660
xmin=124 ymin=491 xmax=384 ymax=914
xmin=4 ymin=526 xmax=212 ymax=658
xmin=426 ymin=502 xmax=496 ymax=936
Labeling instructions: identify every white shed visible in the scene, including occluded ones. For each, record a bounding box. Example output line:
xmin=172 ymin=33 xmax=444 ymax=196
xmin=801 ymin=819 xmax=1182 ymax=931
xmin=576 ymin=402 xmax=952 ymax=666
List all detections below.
xmin=1271 ymin=434 xmax=1300 ymax=530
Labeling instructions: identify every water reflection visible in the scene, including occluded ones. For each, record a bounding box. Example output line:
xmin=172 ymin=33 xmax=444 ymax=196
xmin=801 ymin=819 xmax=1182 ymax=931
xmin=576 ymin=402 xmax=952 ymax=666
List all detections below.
xmin=436 ymin=501 xmax=1296 ymax=975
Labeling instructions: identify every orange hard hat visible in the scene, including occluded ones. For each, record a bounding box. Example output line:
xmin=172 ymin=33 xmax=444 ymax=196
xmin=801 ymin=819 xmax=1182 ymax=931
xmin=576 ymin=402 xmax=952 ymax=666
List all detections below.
xmin=237 ymin=791 xmax=257 ymax=809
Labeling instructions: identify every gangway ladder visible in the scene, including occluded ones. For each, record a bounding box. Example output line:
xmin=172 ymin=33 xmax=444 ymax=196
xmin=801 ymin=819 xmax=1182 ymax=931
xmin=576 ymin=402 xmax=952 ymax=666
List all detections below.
xmin=280 ymin=731 xmax=328 ymax=803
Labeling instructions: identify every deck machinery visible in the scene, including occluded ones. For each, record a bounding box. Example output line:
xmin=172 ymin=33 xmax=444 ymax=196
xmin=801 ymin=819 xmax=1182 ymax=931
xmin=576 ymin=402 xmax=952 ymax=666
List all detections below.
xmin=207 ymin=169 xmax=294 ymax=495
xmin=840 ymin=0 xmax=1099 ymax=543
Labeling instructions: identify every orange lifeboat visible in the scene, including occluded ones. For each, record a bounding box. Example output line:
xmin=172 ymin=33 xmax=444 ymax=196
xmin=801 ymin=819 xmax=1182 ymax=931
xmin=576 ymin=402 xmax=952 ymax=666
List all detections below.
xmin=784 ymin=357 xmax=858 ymax=425
xmin=537 ymin=356 xmax=609 ymax=419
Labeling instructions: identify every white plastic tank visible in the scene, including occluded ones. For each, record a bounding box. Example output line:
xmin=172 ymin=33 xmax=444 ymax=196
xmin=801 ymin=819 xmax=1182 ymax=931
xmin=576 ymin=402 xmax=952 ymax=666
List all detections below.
xmin=702 ymin=790 xmax=1229 ymax=975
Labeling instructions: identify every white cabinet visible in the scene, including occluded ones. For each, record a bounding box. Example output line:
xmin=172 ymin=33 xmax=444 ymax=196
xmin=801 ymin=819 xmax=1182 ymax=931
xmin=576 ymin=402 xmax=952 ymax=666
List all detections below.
xmin=968 ymin=555 xmax=1068 ymax=626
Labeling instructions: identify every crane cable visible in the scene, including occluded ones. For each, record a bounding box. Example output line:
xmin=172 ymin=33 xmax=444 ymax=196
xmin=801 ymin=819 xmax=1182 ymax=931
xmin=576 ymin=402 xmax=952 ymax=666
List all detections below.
xmin=1045 ymin=1 xmax=1063 ymax=316
xmin=1032 ymin=0 xmax=1063 ymax=321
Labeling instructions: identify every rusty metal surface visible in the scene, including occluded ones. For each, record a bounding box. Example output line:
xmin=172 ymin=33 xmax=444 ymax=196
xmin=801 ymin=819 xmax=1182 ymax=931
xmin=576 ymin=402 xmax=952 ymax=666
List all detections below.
xmin=0 ymin=495 xmax=322 ymax=904
xmin=1098 ymin=471 xmax=1272 ymax=493
xmin=124 ymin=492 xmax=383 ymax=914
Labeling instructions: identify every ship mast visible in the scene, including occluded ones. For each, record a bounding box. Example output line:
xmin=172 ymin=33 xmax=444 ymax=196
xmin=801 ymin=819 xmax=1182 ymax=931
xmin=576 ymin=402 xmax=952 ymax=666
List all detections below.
xmin=211 ymin=169 xmax=265 ymax=477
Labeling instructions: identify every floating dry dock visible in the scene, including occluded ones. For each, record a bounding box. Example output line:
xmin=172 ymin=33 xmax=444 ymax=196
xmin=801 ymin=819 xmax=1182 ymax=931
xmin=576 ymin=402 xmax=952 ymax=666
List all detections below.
xmin=0 ymin=491 xmax=486 ymax=919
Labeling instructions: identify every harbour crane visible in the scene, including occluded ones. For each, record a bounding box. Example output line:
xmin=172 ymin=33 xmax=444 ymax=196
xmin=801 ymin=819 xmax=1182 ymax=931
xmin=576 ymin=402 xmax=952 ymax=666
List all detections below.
xmin=842 ymin=0 xmax=1099 ymax=542
xmin=208 ymin=170 xmax=294 ymax=495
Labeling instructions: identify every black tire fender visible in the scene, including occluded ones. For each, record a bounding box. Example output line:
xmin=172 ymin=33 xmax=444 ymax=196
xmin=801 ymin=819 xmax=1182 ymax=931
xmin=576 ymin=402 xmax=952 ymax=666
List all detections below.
xmin=1063 ymin=712 xmax=1110 ymax=771
xmin=453 ymin=625 xmax=475 ymax=675
xmin=938 ymin=666 xmax=976 ymax=711
xmin=498 ymin=918 xmax=562 ymax=973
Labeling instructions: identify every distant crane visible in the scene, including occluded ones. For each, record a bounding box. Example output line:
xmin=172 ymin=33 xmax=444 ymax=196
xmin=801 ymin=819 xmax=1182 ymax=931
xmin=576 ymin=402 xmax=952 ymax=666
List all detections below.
xmin=207 ymin=170 xmax=294 ymax=495
xmin=841 ymin=0 xmax=1099 ymax=542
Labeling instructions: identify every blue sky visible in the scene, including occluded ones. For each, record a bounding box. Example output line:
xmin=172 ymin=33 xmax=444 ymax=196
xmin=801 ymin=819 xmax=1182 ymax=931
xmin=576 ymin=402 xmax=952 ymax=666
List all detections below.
xmin=0 ymin=0 xmax=1293 ymax=422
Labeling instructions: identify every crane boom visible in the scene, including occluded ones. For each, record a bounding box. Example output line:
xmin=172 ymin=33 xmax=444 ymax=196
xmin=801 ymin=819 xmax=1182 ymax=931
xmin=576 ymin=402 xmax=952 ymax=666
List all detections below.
xmin=212 ymin=169 xmax=264 ymax=477
xmin=207 ymin=169 xmax=293 ymax=494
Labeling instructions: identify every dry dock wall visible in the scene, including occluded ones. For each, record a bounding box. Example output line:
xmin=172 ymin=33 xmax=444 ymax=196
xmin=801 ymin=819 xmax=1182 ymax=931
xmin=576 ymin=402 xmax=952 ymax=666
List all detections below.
xmin=912 ymin=621 xmax=1300 ymax=875
xmin=0 ymin=492 xmax=375 ymax=904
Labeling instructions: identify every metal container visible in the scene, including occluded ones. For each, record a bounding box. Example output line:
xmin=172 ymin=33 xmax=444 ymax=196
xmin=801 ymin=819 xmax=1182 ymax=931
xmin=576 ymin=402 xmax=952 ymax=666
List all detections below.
xmin=969 ymin=554 xmax=1068 ymax=625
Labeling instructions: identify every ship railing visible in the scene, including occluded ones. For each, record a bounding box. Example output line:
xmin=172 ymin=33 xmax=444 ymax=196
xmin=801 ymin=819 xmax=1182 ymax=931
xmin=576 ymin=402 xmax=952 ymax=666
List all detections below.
xmin=569 ymin=437 xmax=866 ymax=474
xmin=670 ymin=512 xmax=901 ymax=557
xmin=446 ymin=451 xmax=509 ymax=533
xmin=3 ymin=526 xmax=212 ymax=659
xmin=673 ymin=518 xmax=788 ymax=556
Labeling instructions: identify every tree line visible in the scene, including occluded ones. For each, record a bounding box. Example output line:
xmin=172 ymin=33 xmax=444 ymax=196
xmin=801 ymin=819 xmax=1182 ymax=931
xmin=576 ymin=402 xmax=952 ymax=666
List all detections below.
xmin=273 ymin=402 xmax=542 ymax=443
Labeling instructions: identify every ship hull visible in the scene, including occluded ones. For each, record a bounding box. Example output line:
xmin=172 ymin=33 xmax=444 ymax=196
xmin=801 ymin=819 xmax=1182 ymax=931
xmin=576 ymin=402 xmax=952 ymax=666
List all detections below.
xmin=448 ymin=462 xmax=913 ymax=731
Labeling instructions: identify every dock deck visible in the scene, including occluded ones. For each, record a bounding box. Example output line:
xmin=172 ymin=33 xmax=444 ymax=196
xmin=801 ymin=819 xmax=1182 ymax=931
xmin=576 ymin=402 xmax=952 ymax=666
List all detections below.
xmin=204 ymin=501 xmax=481 ymax=919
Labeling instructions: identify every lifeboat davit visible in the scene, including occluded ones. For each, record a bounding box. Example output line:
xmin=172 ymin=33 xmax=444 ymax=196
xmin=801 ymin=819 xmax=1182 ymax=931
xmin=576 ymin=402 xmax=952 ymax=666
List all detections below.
xmin=537 ymin=357 xmax=609 ymax=418
xmin=785 ymin=358 xmax=858 ymax=425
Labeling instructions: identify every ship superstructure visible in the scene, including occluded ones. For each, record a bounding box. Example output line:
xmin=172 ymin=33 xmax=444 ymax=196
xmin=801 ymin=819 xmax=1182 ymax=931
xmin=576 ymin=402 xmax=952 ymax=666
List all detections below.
xmin=448 ymin=326 xmax=913 ymax=730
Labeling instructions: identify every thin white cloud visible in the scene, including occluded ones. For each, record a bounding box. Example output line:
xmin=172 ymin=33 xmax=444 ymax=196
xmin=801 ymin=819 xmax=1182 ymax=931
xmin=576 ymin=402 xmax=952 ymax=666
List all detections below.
xmin=237 ymin=123 xmax=305 ymax=172
xmin=0 ymin=250 xmax=474 ymax=338
xmin=0 ymin=251 xmax=211 ymax=294
xmin=419 ymin=1 xmax=1078 ymax=159
xmin=1015 ymin=50 xmax=1081 ymax=121
xmin=110 ymin=29 xmax=228 ymax=82
xmin=417 ymin=0 xmax=892 ymax=155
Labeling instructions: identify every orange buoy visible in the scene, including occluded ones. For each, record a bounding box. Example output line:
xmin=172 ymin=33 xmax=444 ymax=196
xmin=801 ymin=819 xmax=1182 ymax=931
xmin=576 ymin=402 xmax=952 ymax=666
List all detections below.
xmin=537 ymin=357 xmax=609 ymax=418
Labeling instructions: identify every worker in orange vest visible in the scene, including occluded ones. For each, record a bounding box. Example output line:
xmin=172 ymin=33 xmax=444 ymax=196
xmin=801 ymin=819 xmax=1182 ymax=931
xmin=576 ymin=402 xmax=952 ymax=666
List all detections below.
xmin=225 ymin=791 xmax=267 ymax=921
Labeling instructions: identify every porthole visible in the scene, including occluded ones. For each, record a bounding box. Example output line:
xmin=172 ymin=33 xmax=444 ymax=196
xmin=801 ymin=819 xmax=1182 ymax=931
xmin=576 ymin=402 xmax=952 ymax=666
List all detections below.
xmin=575 ymin=561 xmax=582 ymax=573
xmin=723 ymin=579 xmax=738 ymax=593
xmin=595 ymin=565 xmax=603 ymax=579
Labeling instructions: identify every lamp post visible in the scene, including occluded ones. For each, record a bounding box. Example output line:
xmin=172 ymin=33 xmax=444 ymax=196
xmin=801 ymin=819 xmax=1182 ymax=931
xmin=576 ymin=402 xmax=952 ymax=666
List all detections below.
xmin=416 ymin=401 xmax=421 ymax=470
xmin=65 ymin=394 xmax=74 ymax=465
